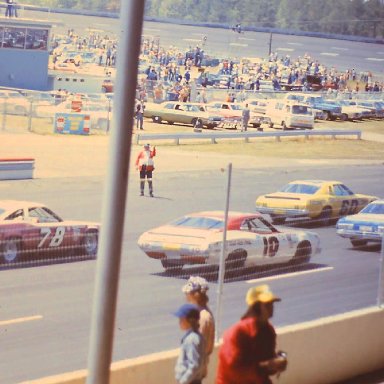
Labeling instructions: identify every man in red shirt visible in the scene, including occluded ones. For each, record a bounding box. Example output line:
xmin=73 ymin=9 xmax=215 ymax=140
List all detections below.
xmin=135 ymin=143 xmax=156 ymax=197
xmin=216 ymin=285 xmax=287 ymax=384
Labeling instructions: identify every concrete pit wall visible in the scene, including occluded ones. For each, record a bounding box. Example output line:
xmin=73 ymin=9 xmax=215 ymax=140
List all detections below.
xmin=22 ymin=307 xmax=384 ymax=384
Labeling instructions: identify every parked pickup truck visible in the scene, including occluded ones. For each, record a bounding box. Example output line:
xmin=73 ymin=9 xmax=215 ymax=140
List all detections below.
xmin=285 ymin=93 xmax=342 ymax=120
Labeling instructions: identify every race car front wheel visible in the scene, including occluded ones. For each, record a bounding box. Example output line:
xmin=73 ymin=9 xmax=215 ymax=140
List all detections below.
xmin=2 ymin=237 xmax=21 ymax=263
xmin=225 ymin=249 xmax=247 ymax=271
xmin=351 ymin=239 xmax=368 ymax=248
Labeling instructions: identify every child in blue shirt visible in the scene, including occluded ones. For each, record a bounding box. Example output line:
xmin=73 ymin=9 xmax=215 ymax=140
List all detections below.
xmin=174 ymin=303 xmax=206 ymax=384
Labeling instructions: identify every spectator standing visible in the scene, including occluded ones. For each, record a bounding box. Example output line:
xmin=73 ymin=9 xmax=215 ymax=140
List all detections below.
xmin=182 ymin=276 xmax=215 ymax=380
xmin=185 ymin=70 xmax=191 ymax=83
xmin=105 ymin=47 xmax=112 ymax=66
xmin=135 ymin=143 xmax=156 ymax=197
xmin=12 ymin=0 xmax=17 ymax=17
xmin=241 ymin=103 xmax=250 ymax=132
xmin=5 ymin=0 xmax=13 ymax=17
xmin=216 ymin=284 xmax=287 ymax=384
xmin=135 ymin=101 xmax=145 ymax=130
xmin=174 ymin=303 xmax=206 ymax=384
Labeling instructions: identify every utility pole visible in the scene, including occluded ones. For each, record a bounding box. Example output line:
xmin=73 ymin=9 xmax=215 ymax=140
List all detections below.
xmin=268 ymin=32 xmax=273 ymax=57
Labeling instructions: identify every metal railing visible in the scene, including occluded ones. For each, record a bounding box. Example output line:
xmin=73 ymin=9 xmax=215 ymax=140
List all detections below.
xmin=135 ymin=129 xmax=362 ymax=145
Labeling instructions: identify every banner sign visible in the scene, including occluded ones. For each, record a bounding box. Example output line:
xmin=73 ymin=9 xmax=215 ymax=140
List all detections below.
xmin=54 ymin=113 xmax=90 ymax=135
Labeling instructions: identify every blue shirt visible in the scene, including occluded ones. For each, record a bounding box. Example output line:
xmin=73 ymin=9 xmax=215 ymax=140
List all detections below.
xmin=175 ymin=328 xmax=205 ymax=384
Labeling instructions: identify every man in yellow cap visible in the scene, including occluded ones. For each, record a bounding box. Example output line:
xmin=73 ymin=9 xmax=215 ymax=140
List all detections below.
xmin=216 ymin=285 xmax=287 ymax=384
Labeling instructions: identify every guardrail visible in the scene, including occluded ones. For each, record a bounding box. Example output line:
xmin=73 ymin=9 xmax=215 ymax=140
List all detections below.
xmin=135 ymin=129 xmax=362 ymax=145
xmin=0 ymin=158 xmax=35 ymax=180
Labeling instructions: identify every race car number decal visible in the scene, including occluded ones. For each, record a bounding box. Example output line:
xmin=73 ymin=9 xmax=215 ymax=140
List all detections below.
xmin=38 ymin=227 xmax=66 ymax=248
xmin=263 ymin=236 xmax=279 ymax=257
xmin=339 ymin=199 xmax=359 ymax=216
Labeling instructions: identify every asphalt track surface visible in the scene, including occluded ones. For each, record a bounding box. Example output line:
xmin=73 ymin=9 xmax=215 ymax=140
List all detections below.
xmin=0 ymin=130 xmax=383 ymax=383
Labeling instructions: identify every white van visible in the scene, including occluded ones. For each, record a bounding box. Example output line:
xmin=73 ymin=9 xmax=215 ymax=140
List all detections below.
xmin=265 ymin=100 xmax=314 ymax=130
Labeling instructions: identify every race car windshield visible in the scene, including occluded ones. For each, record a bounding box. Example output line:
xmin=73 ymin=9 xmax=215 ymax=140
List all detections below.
xmin=169 ymin=216 xmax=224 ymax=229
xmin=279 ymin=183 xmax=320 ymax=194
xmin=361 ymin=203 xmax=384 ymax=214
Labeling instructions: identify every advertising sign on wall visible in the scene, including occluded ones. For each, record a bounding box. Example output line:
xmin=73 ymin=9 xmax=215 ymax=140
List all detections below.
xmin=54 ymin=113 xmax=90 ymax=135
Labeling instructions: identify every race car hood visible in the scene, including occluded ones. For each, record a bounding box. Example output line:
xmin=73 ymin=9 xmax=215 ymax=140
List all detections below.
xmin=138 ymin=225 xmax=219 ymax=246
xmin=343 ymin=213 xmax=384 ymax=223
xmin=60 ymin=220 xmax=100 ymax=228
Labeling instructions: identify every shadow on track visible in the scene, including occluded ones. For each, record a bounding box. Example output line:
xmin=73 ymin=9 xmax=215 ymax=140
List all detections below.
xmin=152 ymin=262 xmax=329 ymax=284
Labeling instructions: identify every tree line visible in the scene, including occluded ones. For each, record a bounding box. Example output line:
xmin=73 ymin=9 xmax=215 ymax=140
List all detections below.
xmin=33 ymin=0 xmax=384 ymax=39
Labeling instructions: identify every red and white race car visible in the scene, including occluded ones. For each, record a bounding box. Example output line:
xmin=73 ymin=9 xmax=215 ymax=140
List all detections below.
xmin=0 ymin=200 xmax=99 ymax=264
xmin=138 ymin=211 xmax=321 ymax=272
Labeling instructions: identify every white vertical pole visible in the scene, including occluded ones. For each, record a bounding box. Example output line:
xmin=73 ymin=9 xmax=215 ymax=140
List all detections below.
xmin=215 ymin=163 xmax=232 ymax=343
xmin=85 ymin=1 xmax=145 ymax=383
xmin=377 ymin=234 xmax=384 ymax=308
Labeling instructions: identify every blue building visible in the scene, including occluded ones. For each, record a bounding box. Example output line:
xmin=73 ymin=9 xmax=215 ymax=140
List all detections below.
xmin=0 ymin=17 xmax=51 ymax=90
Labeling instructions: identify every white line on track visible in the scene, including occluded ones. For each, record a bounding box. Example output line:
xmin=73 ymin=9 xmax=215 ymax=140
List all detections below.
xmin=229 ymin=43 xmax=248 ymax=47
xmin=320 ymin=52 xmax=339 ymax=56
xmin=0 ymin=315 xmax=43 ymax=326
xmin=239 ymin=37 xmax=255 ymax=41
xmin=331 ymin=47 xmax=348 ymax=51
xmin=366 ymin=57 xmax=384 ymax=62
xmin=276 ymin=47 xmax=294 ymax=52
xmin=287 ymin=42 xmax=302 ymax=46
xmin=183 ymin=38 xmax=202 ymax=42
xmin=246 ymin=266 xmax=334 ymax=284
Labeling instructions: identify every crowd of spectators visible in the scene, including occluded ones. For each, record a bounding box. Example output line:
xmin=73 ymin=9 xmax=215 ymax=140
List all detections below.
xmin=49 ymin=29 xmax=383 ymax=104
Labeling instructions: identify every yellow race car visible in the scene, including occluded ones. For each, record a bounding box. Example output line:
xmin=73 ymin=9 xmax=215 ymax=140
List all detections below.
xmin=255 ymin=180 xmax=378 ymax=226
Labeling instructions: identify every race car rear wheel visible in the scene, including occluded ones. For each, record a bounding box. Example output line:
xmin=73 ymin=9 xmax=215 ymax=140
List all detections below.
xmin=317 ymin=206 xmax=332 ymax=226
xmin=291 ymin=241 xmax=311 ymax=265
xmin=2 ymin=237 xmax=21 ymax=263
xmin=161 ymin=260 xmax=183 ymax=272
xmin=351 ymin=239 xmax=368 ymax=248
xmin=270 ymin=215 xmax=286 ymax=225
xmin=83 ymin=230 xmax=98 ymax=257
xmin=225 ymin=249 xmax=247 ymax=271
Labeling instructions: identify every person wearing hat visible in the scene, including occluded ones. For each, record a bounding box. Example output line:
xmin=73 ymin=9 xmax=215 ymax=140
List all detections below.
xmin=174 ymin=303 xmax=206 ymax=384
xmin=135 ymin=143 xmax=156 ymax=197
xmin=216 ymin=285 xmax=287 ymax=384
xmin=182 ymin=276 xmax=215 ymax=380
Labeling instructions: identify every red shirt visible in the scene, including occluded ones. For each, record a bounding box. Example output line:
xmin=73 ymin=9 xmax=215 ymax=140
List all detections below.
xmin=216 ymin=317 xmax=276 ymax=384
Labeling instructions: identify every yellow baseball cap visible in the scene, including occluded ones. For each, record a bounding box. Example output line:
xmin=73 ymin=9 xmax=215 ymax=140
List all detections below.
xmin=246 ymin=285 xmax=281 ymax=306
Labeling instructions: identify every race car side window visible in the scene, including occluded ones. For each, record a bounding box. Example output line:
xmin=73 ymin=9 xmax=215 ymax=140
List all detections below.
xmin=240 ymin=218 xmax=274 ymax=234
xmin=28 ymin=207 xmax=61 ymax=223
xmin=333 ymin=184 xmax=353 ymax=196
xmin=5 ymin=209 xmax=24 ymax=220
